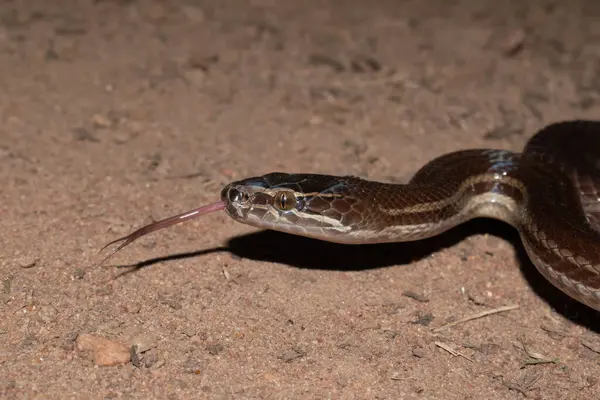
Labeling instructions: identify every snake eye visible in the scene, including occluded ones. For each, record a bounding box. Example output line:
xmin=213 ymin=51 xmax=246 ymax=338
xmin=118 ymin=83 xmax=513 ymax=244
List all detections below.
xmin=274 ymin=191 xmax=297 ymax=211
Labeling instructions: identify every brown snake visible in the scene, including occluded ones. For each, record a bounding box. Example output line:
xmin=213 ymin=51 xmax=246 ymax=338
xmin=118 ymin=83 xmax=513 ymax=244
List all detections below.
xmin=101 ymin=120 xmax=600 ymax=312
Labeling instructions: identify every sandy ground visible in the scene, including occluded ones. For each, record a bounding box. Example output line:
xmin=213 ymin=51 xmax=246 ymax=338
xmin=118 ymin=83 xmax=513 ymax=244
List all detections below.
xmin=2 ymin=0 xmax=600 ymax=398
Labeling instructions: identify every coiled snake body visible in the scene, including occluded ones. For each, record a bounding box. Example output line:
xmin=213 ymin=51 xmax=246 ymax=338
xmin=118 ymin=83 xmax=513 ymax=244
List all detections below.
xmin=102 ymin=120 xmax=600 ymax=312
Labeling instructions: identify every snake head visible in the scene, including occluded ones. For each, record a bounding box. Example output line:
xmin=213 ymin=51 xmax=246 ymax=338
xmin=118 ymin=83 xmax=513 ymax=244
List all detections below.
xmin=220 ymin=173 xmax=366 ymax=241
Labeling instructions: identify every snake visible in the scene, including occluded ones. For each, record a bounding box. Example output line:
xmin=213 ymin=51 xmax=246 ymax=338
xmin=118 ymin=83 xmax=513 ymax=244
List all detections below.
xmin=101 ymin=120 xmax=600 ymax=312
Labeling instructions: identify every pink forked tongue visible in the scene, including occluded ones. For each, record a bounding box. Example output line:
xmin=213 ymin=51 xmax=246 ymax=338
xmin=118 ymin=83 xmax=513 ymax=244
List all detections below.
xmin=98 ymin=201 xmax=226 ymax=265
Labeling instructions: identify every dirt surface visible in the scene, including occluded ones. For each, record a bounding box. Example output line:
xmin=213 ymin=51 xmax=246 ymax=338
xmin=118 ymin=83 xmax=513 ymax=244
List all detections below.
xmin=2 ymin=0 xmax=600 ymax=398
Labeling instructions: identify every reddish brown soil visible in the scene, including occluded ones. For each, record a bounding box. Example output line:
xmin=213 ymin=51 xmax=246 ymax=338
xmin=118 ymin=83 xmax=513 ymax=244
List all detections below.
xmin=2 ymin=1 xmax=600 ymax=398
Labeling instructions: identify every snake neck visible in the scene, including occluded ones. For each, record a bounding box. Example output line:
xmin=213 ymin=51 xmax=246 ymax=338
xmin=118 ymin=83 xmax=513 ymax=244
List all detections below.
xmin=333 ymin=150 xmax=527 ymax=244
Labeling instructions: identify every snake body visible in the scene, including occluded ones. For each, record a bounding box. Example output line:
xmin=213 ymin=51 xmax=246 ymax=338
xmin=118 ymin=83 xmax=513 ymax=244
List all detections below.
xmin=220 ymin=120 xmax=600 ymax=311
xmin=104 ymin=120 xmax=600 ymax=311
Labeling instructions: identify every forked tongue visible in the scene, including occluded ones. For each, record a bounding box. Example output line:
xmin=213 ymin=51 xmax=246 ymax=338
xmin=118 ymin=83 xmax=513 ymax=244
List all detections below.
xmin=98 ymin=201 xmax=226 ymax=265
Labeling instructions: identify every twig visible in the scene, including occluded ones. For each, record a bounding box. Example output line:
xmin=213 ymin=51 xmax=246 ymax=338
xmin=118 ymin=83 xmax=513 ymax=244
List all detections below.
xmin=433 ymin=304 xmax=519 ymax=332
xmin=434 ymin=341 xmax=473 ymax=362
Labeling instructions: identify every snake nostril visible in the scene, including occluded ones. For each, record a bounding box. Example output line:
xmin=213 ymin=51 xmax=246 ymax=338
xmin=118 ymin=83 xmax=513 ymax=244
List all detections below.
xmin=223 ymin=186 xmax=250 ymax=204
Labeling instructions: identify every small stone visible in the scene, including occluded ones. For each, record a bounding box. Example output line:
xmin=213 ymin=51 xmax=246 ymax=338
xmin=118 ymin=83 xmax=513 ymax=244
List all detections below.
xmin=402 ymin=290 xmax=429 ymax=303
xmin=181 ymin=326 xmax=197 ymax=338
xmin=411 ymin=312 xmax=434 ymax=326
xmin=412 ymin=347 xmax=426 ymax=358
xmin=18 ymin=257 xmax=38 ymax=269
xmin=92 ymin=114 xmax=112 ymax=128
xmin=123 ymin=302 xmax=141 ymax=314
xmin=206 ymin=342 xmax=224 ymax=355
xmin=130 ymin=345 xmax=142 ymax=368
xmin=129 ymin=333 xmax=158 ymax=353
xmin=72 ymin=268 xmax=85 ymax=280
xmin=143 ymin=349 xmax=160 ymax=368
xmin=37 ymin=304 xmax=58 ymax=324
xmin=76 ymin=333 xmax=131 ymax=366
xmin=60 ymin=332 xmax=79 ymax=351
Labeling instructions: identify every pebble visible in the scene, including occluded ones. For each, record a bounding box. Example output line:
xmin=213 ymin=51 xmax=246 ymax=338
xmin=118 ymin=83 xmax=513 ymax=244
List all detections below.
xmin=37 ymin=304 xmax=58 ymax=324
xmin=142 ymin=349 xmax=160 ymax=368
xmin=412 ymin=346 xmax=426 ymax=358
xmin=76 ymin=333 xmax=131 ymax=366
xmin=60 ymin=332 xmax=79 ymax=351
xmin=92 ymin=114 xmax=112 ymax=128
xmin=129 ymin=333 xmax=158 ymax=353
xmin=123 ymin=301 xmax=141 ymax=314
xmin=206 ymin=342 xmax=224 ymax=356
xmin=18 ymin=257 xmax=38 ymax=269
